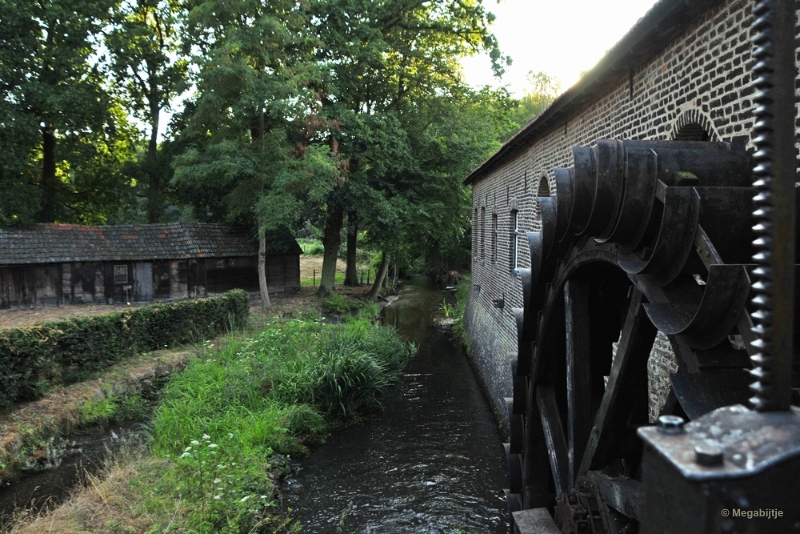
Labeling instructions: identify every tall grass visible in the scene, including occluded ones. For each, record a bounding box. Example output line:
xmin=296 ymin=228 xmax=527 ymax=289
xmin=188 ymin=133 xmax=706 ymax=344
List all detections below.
xmin=143 ymin=311 xmax=415 ymax=532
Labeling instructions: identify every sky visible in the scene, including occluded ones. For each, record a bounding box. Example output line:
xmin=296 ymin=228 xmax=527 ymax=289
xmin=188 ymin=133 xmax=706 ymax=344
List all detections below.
xmin=461 ymin=0 xmax=660 ymax=97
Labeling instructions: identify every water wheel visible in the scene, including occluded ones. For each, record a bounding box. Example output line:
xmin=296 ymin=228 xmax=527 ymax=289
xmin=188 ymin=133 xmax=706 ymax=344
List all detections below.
xmin=505 ymin=139 xmax=772 ymax=533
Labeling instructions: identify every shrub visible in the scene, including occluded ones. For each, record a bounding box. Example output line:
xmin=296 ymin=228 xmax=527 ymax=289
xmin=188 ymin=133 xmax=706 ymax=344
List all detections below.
xmin=0 ymin=290 xmax=249 ymax=410
xmin=321 ymin=294 xmax=360 ymax=315
xmin=271 ymin=321 xmax=415 ymax=416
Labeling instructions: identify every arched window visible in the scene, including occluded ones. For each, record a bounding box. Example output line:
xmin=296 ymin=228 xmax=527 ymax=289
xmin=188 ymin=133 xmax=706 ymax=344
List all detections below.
xmin=674 ymin=122 xmax=711 ymax=141
xmin=535 ymin=176 xmax=551 ymax=223
xmin=537 ymin=175 xmax=551 ymax=197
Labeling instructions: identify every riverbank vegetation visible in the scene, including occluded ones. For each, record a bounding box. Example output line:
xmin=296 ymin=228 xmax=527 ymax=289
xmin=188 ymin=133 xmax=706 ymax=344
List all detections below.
xmin=4 ymin=298 xmax=415 ymax=533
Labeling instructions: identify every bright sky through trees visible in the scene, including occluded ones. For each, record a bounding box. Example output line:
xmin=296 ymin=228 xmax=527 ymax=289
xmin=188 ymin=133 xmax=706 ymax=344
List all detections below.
xmin=461 ymin=0 xmax=659 ymax=96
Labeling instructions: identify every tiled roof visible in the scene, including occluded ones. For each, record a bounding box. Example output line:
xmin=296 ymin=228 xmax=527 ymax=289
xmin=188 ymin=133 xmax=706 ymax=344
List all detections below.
xmin=0 ymin=223 xmax=300 ymax=265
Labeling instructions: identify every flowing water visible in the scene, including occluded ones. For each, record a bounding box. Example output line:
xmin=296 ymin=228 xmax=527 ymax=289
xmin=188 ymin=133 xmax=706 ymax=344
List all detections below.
xmin=284 ymin=278 xmax=508 ymax=533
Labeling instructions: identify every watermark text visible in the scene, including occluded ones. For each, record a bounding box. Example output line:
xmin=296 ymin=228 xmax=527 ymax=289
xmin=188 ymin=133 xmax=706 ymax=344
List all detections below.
xmin=720 ymin=508 xmax=784 ymax=519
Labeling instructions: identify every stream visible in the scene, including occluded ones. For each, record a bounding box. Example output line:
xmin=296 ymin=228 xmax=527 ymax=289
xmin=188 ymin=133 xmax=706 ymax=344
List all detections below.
xmin=0 ymin=279 xmax=508 ymax=532
xmin=283 ymin=278 xmax=508 ymax=533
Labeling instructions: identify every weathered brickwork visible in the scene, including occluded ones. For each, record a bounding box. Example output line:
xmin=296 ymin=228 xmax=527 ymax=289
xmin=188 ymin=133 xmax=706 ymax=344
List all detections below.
xmin=464 ymin=0 xmax=800 ymax=425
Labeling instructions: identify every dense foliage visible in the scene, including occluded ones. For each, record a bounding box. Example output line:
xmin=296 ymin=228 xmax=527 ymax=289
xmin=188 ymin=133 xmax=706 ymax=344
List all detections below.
xmin=0 ymin=0 xmax=560 ymax=293
xmin=0 ymin=290 xmax=249 ymax=409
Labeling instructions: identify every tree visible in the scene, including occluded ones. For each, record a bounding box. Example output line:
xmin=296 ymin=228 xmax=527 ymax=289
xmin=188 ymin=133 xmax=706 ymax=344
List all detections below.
xmin=308 ymin=0 xmax=508 ymax=296
xmin=509 ymin=71 xmax=562 ymax=130
xmin=174 ymin=0 xmax=339 ymax=309
xmin=0 ymin=0 xmax=136 ymax=225
xmin=106 ymin=0 xmax=188 ymax=223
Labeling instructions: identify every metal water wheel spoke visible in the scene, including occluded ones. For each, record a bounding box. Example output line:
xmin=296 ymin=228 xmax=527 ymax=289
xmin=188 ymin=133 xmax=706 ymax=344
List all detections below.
xmin=536 ymin=384 xmax=570 ymax=496
xmin=564 ymin=277 xmax=593 ymax=487
xmin=579 ymin=289 xmax=656 ymax=477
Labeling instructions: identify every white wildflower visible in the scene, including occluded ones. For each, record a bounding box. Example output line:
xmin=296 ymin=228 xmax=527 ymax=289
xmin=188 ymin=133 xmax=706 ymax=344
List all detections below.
xmin=180 ymin=452 xmax=191 ymax=458
xmin=208 ymin=443 xmax=218 ymax=449
xmin=213 ymin=494 xmax=221 ymax=500
xmin=213 ymin=478 xmax=221 ymax=484
xmin=240 ymin=495 xmax=251 ymax=502
xmin=184 ymin=446 xmax=192 ymax=452
xmin=191 ymin=440 xmax=200 ymax=446
xmin=202 ymin=434 xmax=210 ymax=440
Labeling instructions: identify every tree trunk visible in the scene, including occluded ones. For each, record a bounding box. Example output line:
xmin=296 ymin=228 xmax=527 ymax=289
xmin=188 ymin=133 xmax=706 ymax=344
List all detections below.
xmin=344 ymin=212 xmax=358 ymax=286
xmin=147 ymin=106 xmax=160 ymax=224
xmin=41 ymin=125 xmax=57 ymax=222
xmin=258 ymin=224 xmax=271 ymax=310
xmin=317 ymin=203 xmax=344 ymax=296
xmin=366 ymin=250 xmax=389 ymax=300
xmin=252 ymin=109 xmax=271 ymax=310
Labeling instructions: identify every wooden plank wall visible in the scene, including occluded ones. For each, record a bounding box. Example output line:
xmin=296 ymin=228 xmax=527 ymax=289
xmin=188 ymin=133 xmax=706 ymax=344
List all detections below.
xmin=0 ymin=265 xmax=61 ymax=309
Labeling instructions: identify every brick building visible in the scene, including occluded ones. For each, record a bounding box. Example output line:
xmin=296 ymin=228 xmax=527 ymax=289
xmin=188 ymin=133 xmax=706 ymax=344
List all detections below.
xmin=0 ymin=223 xmax=301 ymax=309
xmin=463 ymin=0 xmax=800 ymax=424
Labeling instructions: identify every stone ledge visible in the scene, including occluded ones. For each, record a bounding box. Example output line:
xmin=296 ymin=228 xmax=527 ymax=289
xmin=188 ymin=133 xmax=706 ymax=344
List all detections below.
xmin=513 ymin=507 xmax=561 ymax=534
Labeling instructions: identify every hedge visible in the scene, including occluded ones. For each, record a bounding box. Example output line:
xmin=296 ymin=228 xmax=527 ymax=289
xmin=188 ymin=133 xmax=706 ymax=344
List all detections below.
xmin=0 ymin=289 xmax=249 ymax=410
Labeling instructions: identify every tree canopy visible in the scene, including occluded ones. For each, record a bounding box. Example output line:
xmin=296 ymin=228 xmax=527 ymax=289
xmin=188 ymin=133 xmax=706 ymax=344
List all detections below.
xmin=0 ymin=0 xmax=550 ymax=301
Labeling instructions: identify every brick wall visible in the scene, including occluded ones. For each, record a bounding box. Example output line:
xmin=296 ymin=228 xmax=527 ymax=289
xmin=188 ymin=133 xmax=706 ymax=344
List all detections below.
xmin=465 ymin=0 xmax=800 ymax=426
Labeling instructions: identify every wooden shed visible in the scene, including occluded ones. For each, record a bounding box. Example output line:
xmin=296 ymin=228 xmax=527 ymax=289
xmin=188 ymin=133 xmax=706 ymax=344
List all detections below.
xmin=0 ymin=223 xmax=301 ymax=309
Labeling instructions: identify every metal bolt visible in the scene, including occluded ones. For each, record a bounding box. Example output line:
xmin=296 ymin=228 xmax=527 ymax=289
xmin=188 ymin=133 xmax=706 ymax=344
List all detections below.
xmin=568 ymin=494 xmax=577 ymax=505
xmin=657 ymin=415 xmax=686 ymax=434
xmin=695 ymin=445 xmax=724 ymax=467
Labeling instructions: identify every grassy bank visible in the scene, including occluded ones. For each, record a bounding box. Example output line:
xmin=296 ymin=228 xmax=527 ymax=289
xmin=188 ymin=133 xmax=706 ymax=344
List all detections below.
xmin=8 ymin=303 xmax=415 ymax=534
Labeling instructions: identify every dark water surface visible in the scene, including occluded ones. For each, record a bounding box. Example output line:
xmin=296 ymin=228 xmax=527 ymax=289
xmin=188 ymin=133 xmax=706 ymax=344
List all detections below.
xmin=0 ymin=422 xmax=146 ymax=520
xmin=284 ymin=279 xmax=508 ymax=533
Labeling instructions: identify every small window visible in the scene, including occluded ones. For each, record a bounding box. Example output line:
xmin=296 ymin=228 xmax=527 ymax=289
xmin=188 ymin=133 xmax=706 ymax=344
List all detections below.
xmin=473 ymin=207 xmax=479 ymax=259
xmin=114 ymin=265 xmax=128 ymax=284
xmin=480 ymin=207 xmax=486 ymax=258
xmin=511 ymin=210 xmax=519 ymax=271
xmin=492 ymin=213 xmax=498 ymax=264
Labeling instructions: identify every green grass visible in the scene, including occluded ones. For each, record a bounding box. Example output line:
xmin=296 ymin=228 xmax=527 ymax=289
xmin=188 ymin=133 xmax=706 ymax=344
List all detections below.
xmin=142 ymin=310 xmax=415 ymax=533
xmin=301 ymin=271 xmax=347 ymax=286
xmin=297 ymin=238 xmax=324 ymax=255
